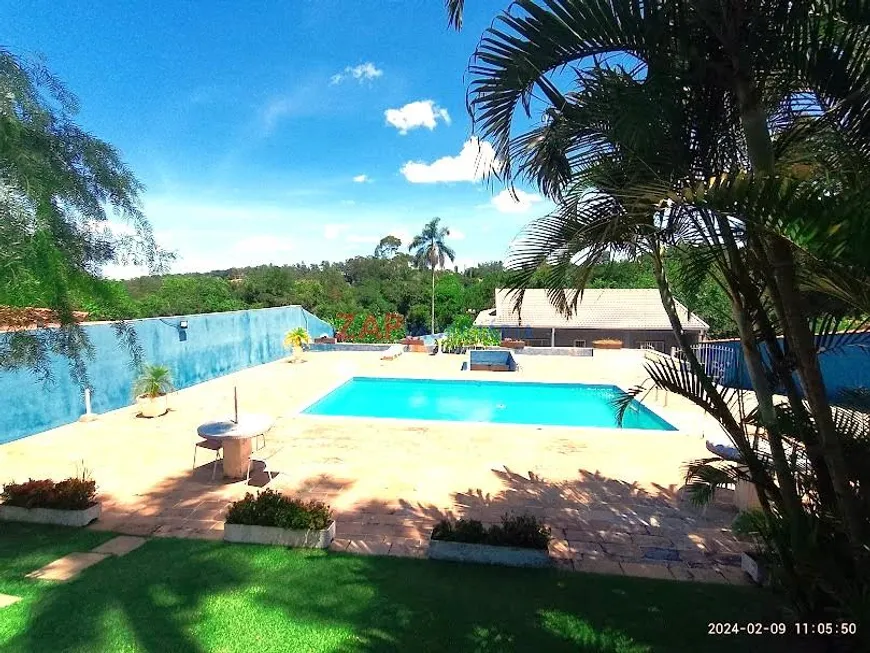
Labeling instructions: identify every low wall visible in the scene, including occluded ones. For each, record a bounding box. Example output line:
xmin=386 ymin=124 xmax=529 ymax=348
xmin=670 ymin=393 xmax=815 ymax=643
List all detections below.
xmin=0 ymin=306 xmax=333 ymax=444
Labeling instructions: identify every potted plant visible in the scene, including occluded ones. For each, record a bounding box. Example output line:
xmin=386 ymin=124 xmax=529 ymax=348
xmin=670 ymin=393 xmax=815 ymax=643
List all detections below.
xmin=133 ymin=364 xmax=174 ymax=418
xmin=428 ymin=513 xmax=551 ymax=568
xmin=732 ymin=509 xmax=771 ymax=585
xmin=224 ymin=490 xmax=335 ymax=548
xmin=0 ymin=474 xmax=101 ymax=527
xmin=592 ymin=339 xmax=623 ymax=350
xmin=283 ymin=327 xmax=311 ymax=363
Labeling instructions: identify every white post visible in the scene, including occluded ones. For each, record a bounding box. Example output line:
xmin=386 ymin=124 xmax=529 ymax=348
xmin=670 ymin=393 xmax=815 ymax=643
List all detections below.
xmin=79 ymin=388 xmax=97 ymax=422
xmin=550 ymin=327 xmax=555 ymax=348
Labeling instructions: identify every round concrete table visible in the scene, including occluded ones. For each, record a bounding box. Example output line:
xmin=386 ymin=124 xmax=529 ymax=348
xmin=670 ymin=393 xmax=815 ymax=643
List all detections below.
xmin=197 ymin=414 xmax=274 ymax=480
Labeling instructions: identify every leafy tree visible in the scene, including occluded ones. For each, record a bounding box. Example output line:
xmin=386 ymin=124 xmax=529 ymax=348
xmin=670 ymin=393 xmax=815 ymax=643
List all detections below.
xmin=373 ymin=235 xmax=402 ymax=259
xmin=409 ymin=218 xmax=456 ymax=334
xmin=0 ymin=49 xmax=167 ymax=381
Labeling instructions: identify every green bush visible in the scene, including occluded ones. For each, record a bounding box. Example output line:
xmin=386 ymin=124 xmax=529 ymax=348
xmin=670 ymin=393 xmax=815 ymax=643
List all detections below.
xmin=225 ymin=490 xmax=332 ymax=530
xmin=1 ymin=477 xmax=97 ymax=510
xmin=431 ymin=514 xmax=551 ymax=550
xmin=440 ymin=325 xmax=500 ymax=353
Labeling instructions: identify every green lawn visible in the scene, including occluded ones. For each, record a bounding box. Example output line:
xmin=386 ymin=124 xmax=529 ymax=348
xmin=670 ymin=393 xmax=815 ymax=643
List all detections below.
xmin=0 ymin=523 xmax=811 ymax=652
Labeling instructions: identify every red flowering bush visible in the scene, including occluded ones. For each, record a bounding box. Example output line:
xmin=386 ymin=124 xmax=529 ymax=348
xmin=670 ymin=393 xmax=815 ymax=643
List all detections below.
xmin=1 ymin=477 xmax=97 ymax=510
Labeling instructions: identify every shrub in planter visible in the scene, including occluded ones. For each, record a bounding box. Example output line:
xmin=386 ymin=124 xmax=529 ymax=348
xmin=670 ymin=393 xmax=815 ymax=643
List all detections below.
xmin=2 ymin=477 xmax=97 ymax=510
xmin=133 ymin=363 xmax=174 ymax=417
xmin=1 ymin=475 xmax=101 ymax=526
xmin=431 ymin=514 xmax=551 ymax=550
xmin=226 ymin=490 xmax=332 ymax=530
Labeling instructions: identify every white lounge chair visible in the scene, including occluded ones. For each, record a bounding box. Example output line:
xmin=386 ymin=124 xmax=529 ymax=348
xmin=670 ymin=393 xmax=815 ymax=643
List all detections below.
xmin=381 ymin=344 xmax=404 ymax=360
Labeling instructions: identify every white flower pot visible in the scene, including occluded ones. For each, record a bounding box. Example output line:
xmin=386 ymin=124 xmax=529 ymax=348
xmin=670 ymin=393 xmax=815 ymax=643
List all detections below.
xmin=136 ymin=394 xmax=168 ymax=418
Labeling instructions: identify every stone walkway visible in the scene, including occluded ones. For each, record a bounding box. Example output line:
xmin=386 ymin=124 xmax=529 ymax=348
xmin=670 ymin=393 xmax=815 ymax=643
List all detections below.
xmin=24 ymin=536 xmax=147 ymax=582
xmin=3 ymin=350 xmax=750 ymax=585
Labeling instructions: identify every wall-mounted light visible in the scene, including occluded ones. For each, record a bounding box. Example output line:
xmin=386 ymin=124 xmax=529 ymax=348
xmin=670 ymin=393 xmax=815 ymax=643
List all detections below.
xmin=179 ymin=320 xmax=188 ymax=329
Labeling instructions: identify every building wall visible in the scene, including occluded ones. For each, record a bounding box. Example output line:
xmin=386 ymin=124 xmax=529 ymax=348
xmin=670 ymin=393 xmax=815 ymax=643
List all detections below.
xmin=0 ymin=306 xmax=333 ymax=444
xmin=498 ymin=327 xmax=702 ymax=350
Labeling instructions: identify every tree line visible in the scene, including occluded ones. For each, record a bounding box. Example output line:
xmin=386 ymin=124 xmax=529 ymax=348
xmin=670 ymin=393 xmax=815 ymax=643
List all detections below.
xmin=28 ymin=244 xmax=734 ymax=338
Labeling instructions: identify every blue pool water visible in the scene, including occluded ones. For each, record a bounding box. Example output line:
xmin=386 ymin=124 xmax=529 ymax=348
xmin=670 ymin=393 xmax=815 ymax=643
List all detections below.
xmin=302 ymin=377 xmax=677 ymax=430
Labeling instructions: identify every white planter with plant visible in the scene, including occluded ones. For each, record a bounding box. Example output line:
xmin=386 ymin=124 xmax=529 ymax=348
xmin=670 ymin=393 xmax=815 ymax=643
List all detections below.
xmin=133 ymin=364 xmax=174 ymax=418
xmin=0 ymin=476 xmax=101 ymax=527
xmin=223 ymin=490 xmax=335 ymax=549
xmin=428 ymin=515 xmax=552 ymax=568
xmin=283 ymin=327 xmax=311 ymax=363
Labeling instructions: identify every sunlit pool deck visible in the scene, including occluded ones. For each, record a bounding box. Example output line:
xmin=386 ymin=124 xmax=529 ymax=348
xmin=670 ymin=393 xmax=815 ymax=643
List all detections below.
xmin=0 ymin=349 xmax=749 ymax=583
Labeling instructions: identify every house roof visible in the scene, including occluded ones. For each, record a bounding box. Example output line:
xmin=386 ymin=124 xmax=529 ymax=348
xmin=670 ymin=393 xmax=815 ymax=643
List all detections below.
xmin=473 ymin=288 xmax=709 ymax=331
xmin=0 ymin=306 xmax=90 ymax=333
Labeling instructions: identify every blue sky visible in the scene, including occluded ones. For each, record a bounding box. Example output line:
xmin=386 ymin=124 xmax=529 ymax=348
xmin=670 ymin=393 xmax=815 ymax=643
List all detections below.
xmin=4 ymin=0 xmax=553 ymax=276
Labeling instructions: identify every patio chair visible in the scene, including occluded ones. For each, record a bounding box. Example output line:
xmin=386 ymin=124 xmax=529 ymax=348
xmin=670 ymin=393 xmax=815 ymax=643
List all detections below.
xmin=193 ymin=437 xmax=223 ymax=481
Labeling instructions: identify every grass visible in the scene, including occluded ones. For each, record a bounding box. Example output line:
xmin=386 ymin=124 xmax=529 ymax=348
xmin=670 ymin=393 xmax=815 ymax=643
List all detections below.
xmin=0 ymin=522 xmax=812 ymax=653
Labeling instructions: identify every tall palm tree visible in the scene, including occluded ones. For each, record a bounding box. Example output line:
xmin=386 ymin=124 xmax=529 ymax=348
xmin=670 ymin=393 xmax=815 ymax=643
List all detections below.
xmin=409 ymin=218 xmax=456 ymax=334
xmin=446 ymin=0 xmax=870 ymax=630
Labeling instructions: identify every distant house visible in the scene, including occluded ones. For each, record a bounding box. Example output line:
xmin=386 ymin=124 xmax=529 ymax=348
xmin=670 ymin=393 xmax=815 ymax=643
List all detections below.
xmin=473 ymin=289 xmax=708 ymax=352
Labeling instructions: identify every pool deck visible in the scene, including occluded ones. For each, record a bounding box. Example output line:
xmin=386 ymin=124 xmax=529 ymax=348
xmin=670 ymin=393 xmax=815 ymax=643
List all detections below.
xmin=0 ymin=349 xmax=749 ymax=583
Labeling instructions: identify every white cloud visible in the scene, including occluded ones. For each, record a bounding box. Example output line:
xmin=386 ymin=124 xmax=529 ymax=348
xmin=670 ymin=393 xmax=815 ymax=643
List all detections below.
xmin=385 ymin=100 xmax=451 ymax=135
xmin=447 ymin=228 xmax=466 ymax=241
xmin=401 ymin=137 xmax=501 ymax=184
xmin=262 ymin=98 xmax=295 ymax=131
xmin=323 ymin=223 xmax=348 ymax=240
xmin=330 ymin=62 xmax=383 ymax=85
xmin=352 ymin=174 xmax=370 ymax=183
xmin=340 ymin=199 xmax=357 ymax=206
xmin=491 ymin=189 xmax=544 ymax=214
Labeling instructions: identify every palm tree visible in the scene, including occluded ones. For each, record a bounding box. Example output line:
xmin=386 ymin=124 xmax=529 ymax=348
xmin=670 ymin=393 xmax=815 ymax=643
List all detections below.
xmin=409 ymin=218 xmax=456 ymax=334
xmin=446 ymin=0 xmax=870 ymax=630
xmin=283 ymin=327 xmax=311 ymax=362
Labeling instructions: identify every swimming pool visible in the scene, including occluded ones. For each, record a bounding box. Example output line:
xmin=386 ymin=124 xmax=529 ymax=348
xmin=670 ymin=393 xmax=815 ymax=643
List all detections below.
xmin=302 ymin=377 xmax=677 ymax=430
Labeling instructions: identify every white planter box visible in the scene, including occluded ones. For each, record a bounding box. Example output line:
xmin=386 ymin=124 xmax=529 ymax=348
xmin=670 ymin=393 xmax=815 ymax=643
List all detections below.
xmin=224 ymin=520 xmax=335 ymax=549
xmin=428 ymin=539 xmax=551 ymax=568
xmin=741 ymin=551 xmax=768 ymax=585
xmin=0 ymin=503 xmax=101 ymax=527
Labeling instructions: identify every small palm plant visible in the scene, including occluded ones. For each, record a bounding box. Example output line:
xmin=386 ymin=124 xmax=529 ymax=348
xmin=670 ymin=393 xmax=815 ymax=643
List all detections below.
xmin=133 ymin=364 xmax=174 ymax=418
xmin=283 ymin=327 xmax=311 ymax=363
xmin=133 ymin=364 xmax=174 ymax=398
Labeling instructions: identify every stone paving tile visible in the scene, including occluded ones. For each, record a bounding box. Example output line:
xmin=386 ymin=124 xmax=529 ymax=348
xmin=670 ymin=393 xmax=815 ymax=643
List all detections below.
xmin=26 ymin=552 xmax=110 ymax=581
xmin=620 ymin=562 xmax=674 ymax=580
xmin=574 ymin=558 xmax=624 ymax=576
xmin=329 ymin=538 xmax=351 ymax=552
xmin=566 ymin=540 xmax=604 ymax=556
xmin=90 ymin=536 xmax=148 ymax=557
xmin=0 ymin=594 xmax=22 ymax=608
xmin=667 ymin=564 xmax=695 ymax=581
xmin=717 ymin=565 xmax=751 ymax=585
xmin=687 ymin=567 xmax=729 ymax=584
xmin=346 ymin=539 xmax=392 ymax=556
xmin=601 ymin=542 xmax=642 ymax=558
xmin=631 ymin=533 xmax=674 ymax=547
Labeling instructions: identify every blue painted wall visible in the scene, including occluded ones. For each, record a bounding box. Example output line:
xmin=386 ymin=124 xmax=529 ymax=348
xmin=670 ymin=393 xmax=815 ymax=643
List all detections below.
xmin=0 ymin=306 xmax=333 ymax=444
xmin=704 ymin=333 xmax=870 ymax=402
